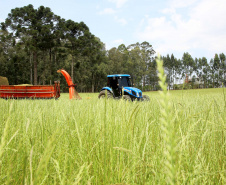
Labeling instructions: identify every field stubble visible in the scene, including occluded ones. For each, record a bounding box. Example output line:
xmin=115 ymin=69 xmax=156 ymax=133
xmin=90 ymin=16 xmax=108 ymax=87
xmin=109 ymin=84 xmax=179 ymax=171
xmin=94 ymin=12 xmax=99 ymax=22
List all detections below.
xmin=0 ymin=88 xmax=225 ymax=184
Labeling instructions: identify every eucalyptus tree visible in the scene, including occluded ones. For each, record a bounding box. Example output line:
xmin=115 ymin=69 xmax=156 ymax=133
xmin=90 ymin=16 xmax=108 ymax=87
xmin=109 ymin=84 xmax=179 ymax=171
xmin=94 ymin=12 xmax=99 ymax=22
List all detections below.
xmin=170 ymin=54 xmax=176 ymax=87
xmin=213 ymin=54 xmax=221 ymax=86
xmin=219 ymin=53 xmax=226 ymax=86
xmin=117 ymin=44 xmax=130 ymax=74
xmin=182 ymin=52 xmax=194 ymax=79
xmin=200 ymin=57 xmax=209 ymax=87
xmin=148 ymin=57 xmax=158 ymax=90
xmin=127 ymin=43 xmax=142 ymax=86
xmin=127 ymin=42 xmax=155 ymax=89
xmin=176 ymin=58 xmax=182 ymax=78
xmin=172 ymin=55 xmax=182 ymax=87
xmin=197 ymin=58 xmax=203 ymax=78
xmin=193 ymin=58 xmax=199 ymax=77
xmin=163 ymin=54 xmax=172 ymax=89
xmin=140 ymin=41 xmax=155 ymax=88
xmin=209 ymin=59 xmax=216 ymax=87
xmin=107 ymin=45 xmax=127 ymax=75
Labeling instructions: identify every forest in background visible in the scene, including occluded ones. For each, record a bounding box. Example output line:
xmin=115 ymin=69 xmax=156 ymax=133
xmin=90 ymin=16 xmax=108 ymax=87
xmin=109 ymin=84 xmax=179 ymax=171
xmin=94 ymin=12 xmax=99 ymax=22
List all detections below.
xmin=0 ymin=4 xmax=225 ymax=92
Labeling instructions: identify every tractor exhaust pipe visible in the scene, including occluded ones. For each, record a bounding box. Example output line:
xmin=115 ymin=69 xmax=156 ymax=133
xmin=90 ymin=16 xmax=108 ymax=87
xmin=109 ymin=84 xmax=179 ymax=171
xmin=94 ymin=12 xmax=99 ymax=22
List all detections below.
xmin=57 ymin=69 xmax=82 ymax=100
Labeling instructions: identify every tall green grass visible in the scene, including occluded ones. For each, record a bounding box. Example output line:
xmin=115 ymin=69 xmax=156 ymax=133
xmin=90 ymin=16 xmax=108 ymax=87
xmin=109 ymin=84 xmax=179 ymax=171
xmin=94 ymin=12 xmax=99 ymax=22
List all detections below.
xmin=157 ymin=55 xmax=176 ymax=185
xmin=0 ymin=89 xmax=225 ymax=184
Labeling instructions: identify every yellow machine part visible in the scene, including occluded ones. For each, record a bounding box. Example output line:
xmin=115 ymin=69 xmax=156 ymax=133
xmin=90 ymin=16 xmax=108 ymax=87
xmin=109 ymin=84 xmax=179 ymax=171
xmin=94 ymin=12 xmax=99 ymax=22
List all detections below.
xmin=0 ymin=76 xmax=9 ymax=85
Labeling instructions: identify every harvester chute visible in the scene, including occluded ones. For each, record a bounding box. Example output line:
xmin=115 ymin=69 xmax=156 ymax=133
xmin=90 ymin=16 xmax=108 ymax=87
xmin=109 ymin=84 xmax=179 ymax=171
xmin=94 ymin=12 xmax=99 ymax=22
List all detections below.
xmin=57 ymin=69 xmax=82 ymax=100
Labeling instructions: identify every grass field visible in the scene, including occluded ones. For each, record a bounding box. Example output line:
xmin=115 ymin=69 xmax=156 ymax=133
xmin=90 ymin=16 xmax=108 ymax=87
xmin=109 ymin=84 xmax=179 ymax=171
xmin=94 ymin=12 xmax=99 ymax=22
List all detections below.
xmin=0 ymin=88 xmax=225 ymax=184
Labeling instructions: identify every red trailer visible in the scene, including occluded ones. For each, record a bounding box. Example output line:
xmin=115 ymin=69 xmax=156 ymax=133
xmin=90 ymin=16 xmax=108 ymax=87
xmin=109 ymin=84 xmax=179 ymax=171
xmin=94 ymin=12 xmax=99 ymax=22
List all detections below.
xmin=0 ymin=81 xmax=60 ymax=99
xmin=0 ymin=69 xmax=82 ymax=100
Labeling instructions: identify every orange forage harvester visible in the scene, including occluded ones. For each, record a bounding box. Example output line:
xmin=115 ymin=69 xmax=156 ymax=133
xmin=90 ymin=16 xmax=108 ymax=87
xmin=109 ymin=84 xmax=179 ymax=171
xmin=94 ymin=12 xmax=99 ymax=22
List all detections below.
xmin=57 ymin=69 xmax=82 ymax=100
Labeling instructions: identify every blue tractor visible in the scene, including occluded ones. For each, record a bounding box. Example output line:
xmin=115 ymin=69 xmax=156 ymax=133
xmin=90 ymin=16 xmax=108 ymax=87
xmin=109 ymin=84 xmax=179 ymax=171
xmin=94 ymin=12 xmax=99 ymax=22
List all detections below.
xmin=98 ymin=74 xmax=150 ymax=101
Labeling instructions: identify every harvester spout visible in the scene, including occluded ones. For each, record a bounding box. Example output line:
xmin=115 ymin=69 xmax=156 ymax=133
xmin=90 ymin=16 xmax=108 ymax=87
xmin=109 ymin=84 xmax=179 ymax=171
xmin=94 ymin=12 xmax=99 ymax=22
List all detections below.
xmin=57 ymin=69 xmax=82 ymax=100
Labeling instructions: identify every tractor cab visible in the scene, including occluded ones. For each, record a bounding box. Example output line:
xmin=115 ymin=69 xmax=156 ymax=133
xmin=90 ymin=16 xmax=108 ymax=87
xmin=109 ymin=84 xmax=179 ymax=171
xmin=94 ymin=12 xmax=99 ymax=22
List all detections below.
xmin=107 ymin=74 xmax=131 ymax=96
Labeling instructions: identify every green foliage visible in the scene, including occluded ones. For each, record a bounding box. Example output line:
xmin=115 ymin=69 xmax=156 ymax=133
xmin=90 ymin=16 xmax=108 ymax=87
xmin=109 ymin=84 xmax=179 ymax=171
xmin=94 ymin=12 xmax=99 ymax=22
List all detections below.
xmin=0 ymin=5 xmax=107 ymax=90
xmin=0 ymin=4 xmax=226 ymax=91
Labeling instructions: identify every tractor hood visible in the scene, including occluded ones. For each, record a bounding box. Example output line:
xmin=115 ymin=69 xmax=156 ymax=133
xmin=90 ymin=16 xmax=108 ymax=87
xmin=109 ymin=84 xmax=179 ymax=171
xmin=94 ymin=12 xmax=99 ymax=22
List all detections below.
xmin=123 ymin=87 xmax=142 ymax=98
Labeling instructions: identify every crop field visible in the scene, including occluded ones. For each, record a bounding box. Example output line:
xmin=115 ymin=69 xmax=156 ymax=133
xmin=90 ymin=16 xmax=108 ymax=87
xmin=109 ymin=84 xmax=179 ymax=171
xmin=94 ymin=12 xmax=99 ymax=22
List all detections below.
xmin=0 ymin=88 xmax=225 ymax=184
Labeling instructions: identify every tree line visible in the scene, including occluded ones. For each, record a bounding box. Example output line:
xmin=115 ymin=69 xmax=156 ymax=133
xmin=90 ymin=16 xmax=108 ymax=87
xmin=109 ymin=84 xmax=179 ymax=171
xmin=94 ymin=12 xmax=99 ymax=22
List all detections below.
xmin=0 ymin=4 xmax=225 ymax=92
xmin=163 ymin=52 xmax=226 ymax=89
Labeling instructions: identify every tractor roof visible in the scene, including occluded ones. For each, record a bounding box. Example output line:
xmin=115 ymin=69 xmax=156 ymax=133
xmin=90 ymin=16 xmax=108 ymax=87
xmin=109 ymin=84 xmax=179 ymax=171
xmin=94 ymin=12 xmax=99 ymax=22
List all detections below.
xmin=107 ymin=74 xmax=130 ymax=78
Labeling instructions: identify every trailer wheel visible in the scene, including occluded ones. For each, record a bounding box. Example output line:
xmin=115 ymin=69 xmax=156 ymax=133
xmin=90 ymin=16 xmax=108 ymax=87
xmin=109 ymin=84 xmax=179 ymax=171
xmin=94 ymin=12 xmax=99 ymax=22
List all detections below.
xmin=123 ymin=95 xmax=131 ymax=101
xmin=142 ymin=95 xmax=150 ymax=101
xmin=98 ymin=90 xmax=113 ymax=99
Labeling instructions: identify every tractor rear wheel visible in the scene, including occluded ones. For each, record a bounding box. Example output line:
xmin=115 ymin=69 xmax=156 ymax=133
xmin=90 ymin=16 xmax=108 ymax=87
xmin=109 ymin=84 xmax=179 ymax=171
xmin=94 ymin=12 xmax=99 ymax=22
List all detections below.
xmin=123 ymin=95 xmax=131 ymax=101
xmin=98 ymin=90 xmax=113 ymax=99
xmin=142 ymin=95 xmax=150 ymax=101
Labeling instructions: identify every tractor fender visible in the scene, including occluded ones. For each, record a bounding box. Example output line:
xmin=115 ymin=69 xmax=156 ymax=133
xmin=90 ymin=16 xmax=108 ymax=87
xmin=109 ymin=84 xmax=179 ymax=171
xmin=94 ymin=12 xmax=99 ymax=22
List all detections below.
xmin=122 ymin=88 xmax=133 ymax=96
xmin=101 ymin=87 xmax=113 ymax=94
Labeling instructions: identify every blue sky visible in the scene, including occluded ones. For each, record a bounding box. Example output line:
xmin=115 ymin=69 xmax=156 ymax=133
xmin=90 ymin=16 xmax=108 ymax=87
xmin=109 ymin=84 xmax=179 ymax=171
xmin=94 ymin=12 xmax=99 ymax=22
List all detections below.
xmin=0 ymin=0 xmax=226 ymax=61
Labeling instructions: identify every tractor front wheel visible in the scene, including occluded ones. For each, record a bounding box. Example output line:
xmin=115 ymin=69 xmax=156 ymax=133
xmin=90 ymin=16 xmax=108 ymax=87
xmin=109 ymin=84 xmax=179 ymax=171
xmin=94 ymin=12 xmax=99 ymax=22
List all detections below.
xmin=142 ymin=95 xmax=150 ymax=101
xmin=123 ymin=95 xmax=131 ymax=101
xmin=98 ymin=90 xmax=113 ymax=99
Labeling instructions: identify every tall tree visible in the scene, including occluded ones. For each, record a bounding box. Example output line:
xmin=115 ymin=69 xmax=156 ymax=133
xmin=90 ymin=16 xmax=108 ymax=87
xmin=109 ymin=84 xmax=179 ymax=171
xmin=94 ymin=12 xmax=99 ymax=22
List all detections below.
xmin=213 ymin=54 xmax=220 ymax=86
xmin=107 ymin=47 xmax=124 ymax=74
xmin=118 ymin=44 xmax=130 ymax=74
xmin=127 ymin=42 xmax=155 ymax=89
xmin=64 ymin=20 xmax=91 ymax=82
xmin=1 ymin=4 xmax=57 ymax=84
xmin=201 ymin=57 xmax=209 ymax=87
xmin=219 ymin=53 xmax=226 ymax=86
xmin=84 ymin=36 xmax=107 ymax=93
xmin=163 ymin=54 xmax=172 ymax=89
xmin=182 ymin=52 xmax=194 ymax=79
xmin=0 ymin=30 xmax=11 ymax=78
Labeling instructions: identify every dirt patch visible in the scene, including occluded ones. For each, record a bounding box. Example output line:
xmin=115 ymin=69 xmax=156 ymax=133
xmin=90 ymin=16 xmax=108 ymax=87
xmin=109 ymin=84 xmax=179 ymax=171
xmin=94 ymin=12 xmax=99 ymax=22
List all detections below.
xmin=0 ymin=76 xmax=9 ymax=85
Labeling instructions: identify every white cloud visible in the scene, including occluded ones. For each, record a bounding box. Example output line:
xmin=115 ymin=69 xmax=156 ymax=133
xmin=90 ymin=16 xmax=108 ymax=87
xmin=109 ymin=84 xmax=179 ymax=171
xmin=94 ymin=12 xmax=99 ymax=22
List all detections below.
xmin=108 ymin=0 xmax=128 ymax=8
xmin=169 ymin=0 xmax=198 ymax=8
xmin=98 ymin=8 xmax=116 ymax=15
xmin=105 ymin=39 xmax=124 ymax=50
xmin=114 ymin=16 xmax=127 ymax=25
xmin=136 ymin=0 xmax=226 ymax=59
xmin=113 ymin=39 xmax=124 ymax=44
